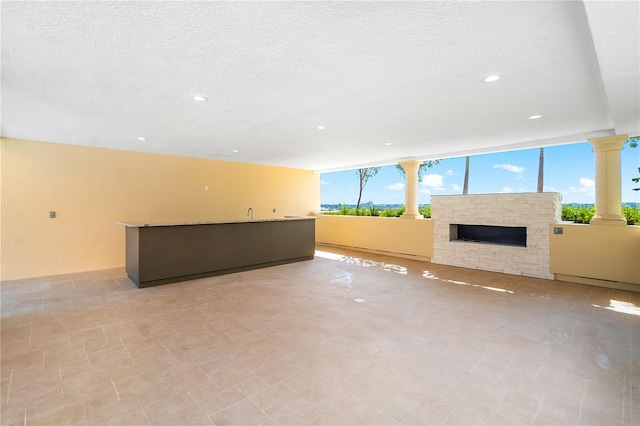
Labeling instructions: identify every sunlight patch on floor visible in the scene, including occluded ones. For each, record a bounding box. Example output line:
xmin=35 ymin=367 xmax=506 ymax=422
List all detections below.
xmin=422 ymin=270 xmax=515 ymax=294
xmin=315 ymin=250 xmax=407 ymax=274
xmin=315 ymin=250 xmax=345 ymax=261
xmin=592 ymin=299 xmax=640 ymax=316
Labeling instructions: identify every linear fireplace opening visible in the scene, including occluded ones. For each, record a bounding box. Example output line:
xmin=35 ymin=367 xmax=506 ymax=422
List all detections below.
xmin=450 ymin=224 xmax=527 ymax=247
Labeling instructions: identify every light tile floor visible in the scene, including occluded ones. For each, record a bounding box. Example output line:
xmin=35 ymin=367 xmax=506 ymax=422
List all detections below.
xmin=1 ymin=246 xmax=639 ymax=425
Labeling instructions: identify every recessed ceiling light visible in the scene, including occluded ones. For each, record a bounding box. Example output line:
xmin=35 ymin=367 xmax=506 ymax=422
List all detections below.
xmin=384 ymin=142 xmax=393 ymax=146
xmin=137 ymin=137 xmax=146 ymax=141
xmin=528 ymin=115 xmax=542 ymax=120
xmin=297 ymin=158 xmax=303 ymax=161
xmin=232 ymin=150 xmax=239 ymax=153
xmin=484 ymin=75 xmax=501 ymax=82
xmin=316 ymin=125 xmax=326 ymax=130
xmin=192 ymin=95 xmax=208 ymax=102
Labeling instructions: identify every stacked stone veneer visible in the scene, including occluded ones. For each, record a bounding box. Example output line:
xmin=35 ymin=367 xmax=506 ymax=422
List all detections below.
xmin=431 ymin=193 xmax=562 ymax=279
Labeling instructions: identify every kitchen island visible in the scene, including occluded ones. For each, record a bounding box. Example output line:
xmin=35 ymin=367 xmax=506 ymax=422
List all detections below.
xmin=118 ymin=217 xmax=316 ymax=288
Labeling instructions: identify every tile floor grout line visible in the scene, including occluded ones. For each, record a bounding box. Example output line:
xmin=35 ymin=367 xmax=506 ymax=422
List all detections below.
xmin=183 ymin=389 xmax=205 ymax=421
xmin=576 ymin=376 xmax=589 ymax=425
xmin=1 ymin=247 xmax=637 ymax=425
xmin=109 ymin=375 xmax=121 ymax=402
xmin=80 ymin=340 xmax=90 ymax=365
xmin=58 ymin=367 xmax=64 ymax=399
xmin=623 ymin=372 xmax=631 ymax=425
xmin=139 ymin=397 xmax=154 ymax=424
xmin=41 ymin=343 xmax=47 ymax=371
xmin=118 ymin=337 xmax=136 ymax=366
xmin=494 ymin=354 xmax=516 ymax=385
xmin=5 ymin=368 xmax=14 ymax=407
xmin=530 ymin=390 xmax=547 ymax=425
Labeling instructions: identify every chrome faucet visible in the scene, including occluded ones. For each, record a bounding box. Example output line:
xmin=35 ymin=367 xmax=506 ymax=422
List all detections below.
xmin=247 ymin=207 xmax=253 ymax=221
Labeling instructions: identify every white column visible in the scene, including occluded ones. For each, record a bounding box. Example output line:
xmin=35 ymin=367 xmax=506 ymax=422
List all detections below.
xmin=400 ymin=160 xmax=423 ymax=219
xmin=588 ymin=135 xmax=628 ymax=226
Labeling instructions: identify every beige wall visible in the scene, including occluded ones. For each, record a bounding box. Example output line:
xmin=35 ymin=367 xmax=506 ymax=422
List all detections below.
xmin=315 ymin=215 xmax=433 ymax=260
xmin=550 ymin=224 xmax=640 ymax=286
xmin=0 ymin=138 xmax=319 ymax=280
xmin=0 ymin=142 xmax=3 ymax=280
xmin=316 ymin=215 xmax=640 ymax=291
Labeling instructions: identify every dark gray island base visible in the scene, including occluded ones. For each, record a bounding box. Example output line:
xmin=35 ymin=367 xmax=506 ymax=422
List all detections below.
xmin=119 ymin=218 xmax=315 ymax=288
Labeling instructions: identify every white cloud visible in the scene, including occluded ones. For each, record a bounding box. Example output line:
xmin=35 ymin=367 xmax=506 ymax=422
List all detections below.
xmin=320 ymin=180 xmax=330 ymax=185
xmin=493 ymin=164 xmax=526 ymax=174
xmin=516 ymin=175 xmax=525 ymax=180
xmin=451 ymin=183 xmax=462 ymax=192
xmin=569 ymin=177 xmax=595 ymax=195
xmin=567 ymin=177 xmax=595 ymax=202
xmin=446 ymin=169 xmax=458 ymax=176
xmin=386 ymin=183 xmax=405 ymax=191
xmin=419 ymin=189 xmax=431 ymax=195
xmin=420 ymin=174 xmax=445 ymax=191
xmin=580 ymin=177 xmax=595 ymax=188
xmin=500 ymin=186 xmax=513 ymax=193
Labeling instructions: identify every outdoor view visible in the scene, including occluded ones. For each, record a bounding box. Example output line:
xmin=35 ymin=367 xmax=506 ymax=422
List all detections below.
xmin=320 ymin=141 xmax=640 ymax=224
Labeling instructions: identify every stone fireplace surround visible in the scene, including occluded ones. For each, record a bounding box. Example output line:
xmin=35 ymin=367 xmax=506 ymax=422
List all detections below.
xmin=431 ymin=193 xmax=562 ymax=279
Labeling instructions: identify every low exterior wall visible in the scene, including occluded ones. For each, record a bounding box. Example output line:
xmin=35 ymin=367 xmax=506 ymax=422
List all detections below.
xmin=550 ymin=223 xmax=640 ymax=288
xmin=315 ymin=215 xmax=433 ymax=260
xmin=431 ymin=193 xmax=562 ymax=279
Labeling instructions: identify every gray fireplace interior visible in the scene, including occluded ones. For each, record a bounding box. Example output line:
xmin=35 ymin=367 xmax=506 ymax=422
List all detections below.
xmin=450 ymin=224 xmax=527 ymax=247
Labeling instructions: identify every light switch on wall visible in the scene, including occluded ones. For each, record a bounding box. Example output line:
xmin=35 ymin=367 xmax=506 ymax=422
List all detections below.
xmin=273 ymin=208 xmax=276 ymax=213
xmin=50 ymin=211 xmax=56 ymax=218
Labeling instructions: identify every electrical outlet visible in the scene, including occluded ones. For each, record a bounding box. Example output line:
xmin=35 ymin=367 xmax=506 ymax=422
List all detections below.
xmin=273 ymin=208 xmax=276 ymax=213
xmin=554 ymin=227 xmax=563 ymax=235
xmin=50 ymin=211 xmax=56 ymax=218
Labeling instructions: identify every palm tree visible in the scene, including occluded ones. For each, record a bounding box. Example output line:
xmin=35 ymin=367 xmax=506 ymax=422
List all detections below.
xmin=463 ymin=156 xmax=470 ymax=195
xmin=537 ymin=147 xmax=544 ymax=193
xmin=395 ymin=160 xmax=440 ymax=182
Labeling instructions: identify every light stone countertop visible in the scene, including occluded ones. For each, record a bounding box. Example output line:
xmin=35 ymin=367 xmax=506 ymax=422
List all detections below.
xmin=117 ymin=216 xmax=316 ymax=228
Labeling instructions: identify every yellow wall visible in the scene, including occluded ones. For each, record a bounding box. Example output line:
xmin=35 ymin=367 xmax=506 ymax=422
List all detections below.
xmin=0 ymin=141 xmax=3 ymax=280
xmin=0 ymin=138 xmax=319 ymax=280
xmin=550 ymin=224 xmax=640 ymax=286
xmin=315 ymin=215 xmax=433 ymax=260
xmin=317 ymin=216 xmax=640 ymax=289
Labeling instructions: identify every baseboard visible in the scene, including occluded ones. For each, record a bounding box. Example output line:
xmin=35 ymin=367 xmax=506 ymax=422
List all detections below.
xmin=315 ymin=243 xmax=431 ymax=263
xmin=555 ymin=274 xmax=640 ymax=293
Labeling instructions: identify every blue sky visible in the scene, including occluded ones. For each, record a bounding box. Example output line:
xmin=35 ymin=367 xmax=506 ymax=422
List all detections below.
xmin=320 ymin=142 xmax=640 ymax=205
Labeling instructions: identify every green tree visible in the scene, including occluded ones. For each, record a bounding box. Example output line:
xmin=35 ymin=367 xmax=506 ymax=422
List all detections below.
xmin=395 ymin=160 xmax=441 ymax=182
xmin=355 ymin=167 xmax=380 ymax=211
xmin=633 ymin=167 xmax=639 ymax=191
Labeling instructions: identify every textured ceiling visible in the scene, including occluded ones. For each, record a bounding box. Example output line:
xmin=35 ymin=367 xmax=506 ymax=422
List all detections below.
xmin=1 ymin=1 xmax=638 ymax=172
